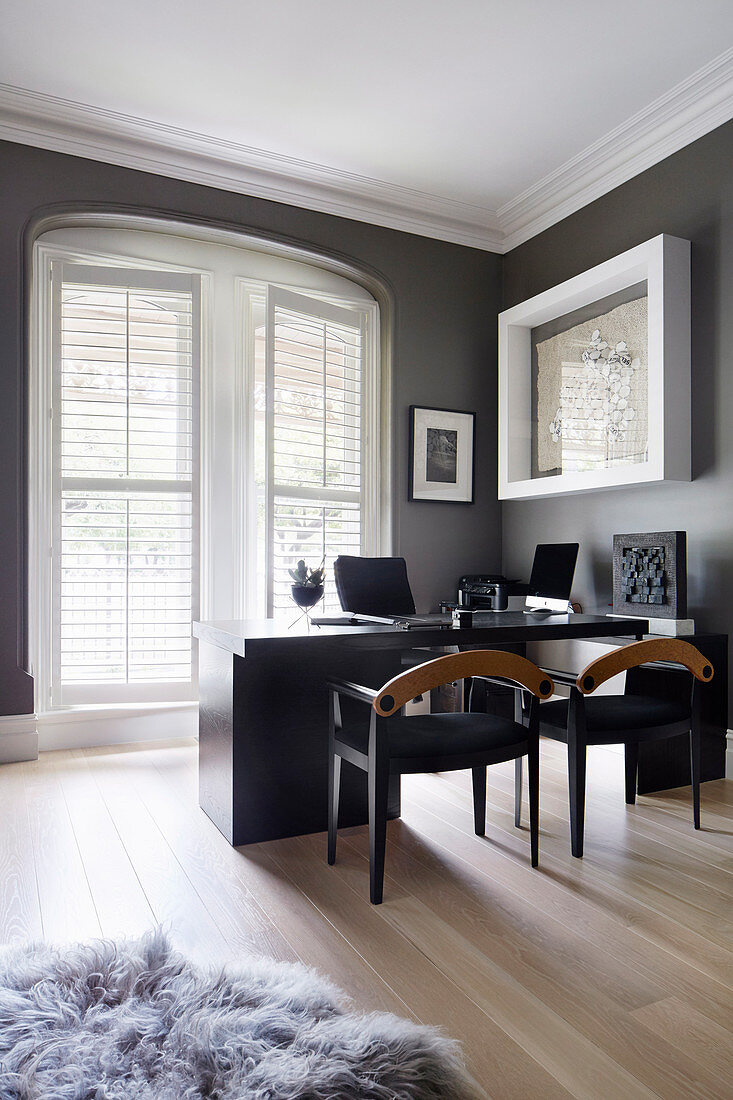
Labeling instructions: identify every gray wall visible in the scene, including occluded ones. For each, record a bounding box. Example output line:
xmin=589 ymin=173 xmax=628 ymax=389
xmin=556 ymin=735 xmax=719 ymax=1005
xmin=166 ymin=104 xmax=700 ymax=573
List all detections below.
xmin=0 ymin=140 xmax=502 ymax=716
xmin=502 ymin=122 xmax=733 ymax=697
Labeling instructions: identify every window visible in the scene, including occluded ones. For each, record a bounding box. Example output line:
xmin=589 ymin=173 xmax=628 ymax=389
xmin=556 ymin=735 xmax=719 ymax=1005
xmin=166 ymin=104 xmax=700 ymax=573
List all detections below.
xmin=244 ymin=285 xmax=379 ymax=616
xmin=50 ymin=263 xmax=199 ymax=704
xmin=32 ymin=225 xmax=386 ymax=719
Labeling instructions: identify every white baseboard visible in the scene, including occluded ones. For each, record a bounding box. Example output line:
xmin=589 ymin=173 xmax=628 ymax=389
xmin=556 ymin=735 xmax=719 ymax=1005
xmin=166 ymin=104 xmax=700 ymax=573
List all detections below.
xmin=37 ymin=702 xmax=198 ymax=751
xmin=0 ymin=714 xmax=39 ymax=763
xmin=726 ymin=731 xmax=733 ymax=779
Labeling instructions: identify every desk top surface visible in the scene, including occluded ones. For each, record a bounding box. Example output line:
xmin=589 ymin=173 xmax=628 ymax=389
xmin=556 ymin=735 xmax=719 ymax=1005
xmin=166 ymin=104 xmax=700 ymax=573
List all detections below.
xmin=193 ymin=613 xmax=650 ymax=658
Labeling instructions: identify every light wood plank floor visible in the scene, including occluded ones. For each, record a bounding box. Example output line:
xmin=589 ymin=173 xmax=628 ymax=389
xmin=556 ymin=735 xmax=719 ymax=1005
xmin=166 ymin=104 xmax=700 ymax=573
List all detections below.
xmin=1 ymin=738 xmax=732 ymax=1098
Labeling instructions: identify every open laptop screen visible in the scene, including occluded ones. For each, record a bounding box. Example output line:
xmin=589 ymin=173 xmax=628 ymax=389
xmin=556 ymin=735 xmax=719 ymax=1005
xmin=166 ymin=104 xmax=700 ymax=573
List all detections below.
xmin=528 ymin=543 xmax=579 ymax=603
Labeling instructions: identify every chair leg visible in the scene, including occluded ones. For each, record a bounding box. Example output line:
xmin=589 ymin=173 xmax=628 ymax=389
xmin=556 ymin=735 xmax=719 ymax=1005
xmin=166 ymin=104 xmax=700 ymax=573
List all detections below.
xmin=513 ymin=688 xmax=524 ymax=827
xmin=327 ymin=752 xmax=341 ymax=865
xmin=690 ymin=727 xmax=701 ymax=830
xmin=368 ymin=756 xmax=390 ymax=904
xmin=472 ymin=767 xmax=486 ymax=836
xmin=568 ymin=738 xmax=587 ymax=858
xmin=514 ymin=757 xmax=523 ymax=827
xmin=527 ymin=740 xmax=539 ymax=868
xmin=624 ymin=742 xmax=638 ymax=805
xmin=467 ymin=677 xmax=474 ymax=713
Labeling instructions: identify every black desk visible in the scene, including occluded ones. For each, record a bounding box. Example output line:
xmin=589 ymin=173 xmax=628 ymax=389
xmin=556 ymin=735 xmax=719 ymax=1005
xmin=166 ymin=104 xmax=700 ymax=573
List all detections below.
xmin=193 ymin=613 xmax=650 ymax=845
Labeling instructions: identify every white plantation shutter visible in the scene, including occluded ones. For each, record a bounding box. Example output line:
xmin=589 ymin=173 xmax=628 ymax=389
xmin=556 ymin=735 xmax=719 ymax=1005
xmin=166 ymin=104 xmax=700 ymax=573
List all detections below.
xmin=52 ymin=263 xmax=198 ymax=703
xmin=265 ymin=287 xmax=366 ymax=615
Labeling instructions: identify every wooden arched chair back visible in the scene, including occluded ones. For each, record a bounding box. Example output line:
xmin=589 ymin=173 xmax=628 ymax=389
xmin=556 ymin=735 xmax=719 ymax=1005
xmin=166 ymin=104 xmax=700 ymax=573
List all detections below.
xmin=576 ymin=638 xmax=714 ymax=696
xmin=373 ymin=649 xmax=554 ymax=717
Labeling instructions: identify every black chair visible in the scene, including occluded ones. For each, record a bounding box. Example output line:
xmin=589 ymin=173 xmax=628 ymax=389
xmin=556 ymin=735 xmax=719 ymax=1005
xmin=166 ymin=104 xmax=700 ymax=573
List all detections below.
xmin=327 ymin=650 xmax=554 ymax=903
xmin=535 ymin=638 xmax=714 ymax=857
xmin=333 ymin=555 xmax=416 ymax=617
xmin=333 ymin=555 xmax=436 ymax=686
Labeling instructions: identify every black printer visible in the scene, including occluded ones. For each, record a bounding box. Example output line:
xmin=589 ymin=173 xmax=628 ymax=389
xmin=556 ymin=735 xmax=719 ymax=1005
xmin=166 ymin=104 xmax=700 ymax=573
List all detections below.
xmin=456 ymin=575 xmax=508 ymax=610
xmin=440 ymin=575 xmax=529 ymax=613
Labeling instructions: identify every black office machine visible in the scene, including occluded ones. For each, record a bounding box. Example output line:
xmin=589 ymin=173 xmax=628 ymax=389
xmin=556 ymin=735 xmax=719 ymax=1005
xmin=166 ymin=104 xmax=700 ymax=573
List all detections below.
xmin=456 ymin=575 xmax=513 ymax=611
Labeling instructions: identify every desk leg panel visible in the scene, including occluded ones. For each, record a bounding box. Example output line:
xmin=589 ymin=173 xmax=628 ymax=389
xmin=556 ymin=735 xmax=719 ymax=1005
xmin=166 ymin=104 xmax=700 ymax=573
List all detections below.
xmin=198 ymin=640 xmax=236 ymax=843
xmin=199 ymin=640 xmax=401 ymax=845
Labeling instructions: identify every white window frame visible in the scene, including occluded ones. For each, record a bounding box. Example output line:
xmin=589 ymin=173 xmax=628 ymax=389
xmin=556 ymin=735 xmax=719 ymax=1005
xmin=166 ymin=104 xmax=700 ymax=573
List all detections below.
xmin=30 ymin=218 xmax=390 ymax=724
xmin=30 ymin=243 xmax=209 ymax=710
xmin=236 ymin=279 xmax=381 ymax=619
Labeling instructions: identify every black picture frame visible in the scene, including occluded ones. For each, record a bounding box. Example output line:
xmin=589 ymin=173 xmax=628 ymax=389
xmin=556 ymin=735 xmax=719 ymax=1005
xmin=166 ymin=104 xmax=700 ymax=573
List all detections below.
xmin=408 ymin=405 xmax=476 ymax=503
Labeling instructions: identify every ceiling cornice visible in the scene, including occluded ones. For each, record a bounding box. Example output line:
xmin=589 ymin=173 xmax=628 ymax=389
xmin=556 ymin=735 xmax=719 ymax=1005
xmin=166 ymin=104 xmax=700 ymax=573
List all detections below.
xmin=0 ymin=47 xmax=731 ymax=255
xmin=0 ymin=83 xmax=504 ymax=253
xmin=498 ymin=47 xmax=733 ymax=251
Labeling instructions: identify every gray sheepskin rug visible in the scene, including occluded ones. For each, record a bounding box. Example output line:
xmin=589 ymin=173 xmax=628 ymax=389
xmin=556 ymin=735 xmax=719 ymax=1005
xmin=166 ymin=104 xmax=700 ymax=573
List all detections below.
xmin=0 ymin=930 xmax=473 ymax=1099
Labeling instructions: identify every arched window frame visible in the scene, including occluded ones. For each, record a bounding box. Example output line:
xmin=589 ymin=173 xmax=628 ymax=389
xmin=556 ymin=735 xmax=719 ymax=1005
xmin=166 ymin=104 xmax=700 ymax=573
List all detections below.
xmin=30 ymin=215 xmax=391 ymax=718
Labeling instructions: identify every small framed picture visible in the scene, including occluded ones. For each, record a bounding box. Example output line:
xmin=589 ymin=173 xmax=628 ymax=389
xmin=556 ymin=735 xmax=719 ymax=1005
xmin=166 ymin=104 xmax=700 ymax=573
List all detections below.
xmin=409 ymin=406 xmax=475 ymax=503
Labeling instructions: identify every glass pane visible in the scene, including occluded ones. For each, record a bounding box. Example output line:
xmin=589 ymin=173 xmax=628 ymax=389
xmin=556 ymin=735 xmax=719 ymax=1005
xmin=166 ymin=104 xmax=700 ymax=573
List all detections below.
xmin=271 ymin=496 xmax=361 ymax=617
xmin=60 ymin=284 xmax=193 ymax=481
xmin=59 ymin=489 xmax=194 ymax=685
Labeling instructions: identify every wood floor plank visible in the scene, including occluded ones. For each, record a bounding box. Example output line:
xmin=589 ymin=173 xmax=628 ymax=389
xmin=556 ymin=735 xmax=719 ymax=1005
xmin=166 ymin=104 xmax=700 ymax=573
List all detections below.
xmin=338 ymin=825 xmax=663 ymax=1010
xmin=401 ymin=780 xmax=733 ymax=1022
xmin=296 ymin=832 xmax=658 ymax=1100
xmin=467 ymin=758 xmax=733 ymax=912
xmin=240 ymin=844 xmax=421 ymax=1021
xmin=469 ymin=745 xmax=733 ymax=880
xmin=20 ymin=754 xmax=102 ymax=944
xmin=125 ymin=743 xmax=348 ymax=967
xmin=52 ymin=749 xmax=157 ymax=939
xmin=536 ymin=742 xmax=733 ymax=856
xmin=3 ymin=739 xmax=731 ymax=1100
xmin=335 ymin=830 xmax=729 ymax=1100
xmin=0 ymin=761 xmax=43 ymax=944
xmin=415 ymin=768 xmax=733 ymax=976
xmin=263 ymin=833 xmax=572 ymax=1100
xmin=631 ymin=996 xmax=733 ymax=1084
xmin=90 ymin=741 xmax=414 ymax=1020
xmin=81 ymin=746 xmax=234 ymax=965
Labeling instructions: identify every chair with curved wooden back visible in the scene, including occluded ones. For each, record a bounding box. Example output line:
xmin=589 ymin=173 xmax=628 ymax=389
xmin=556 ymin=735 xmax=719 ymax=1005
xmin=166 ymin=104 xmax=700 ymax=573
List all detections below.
xmin=327 ymin=650 xmax=554 ymax=903
xmin=537 ymin=639 xmax=714 ymax=857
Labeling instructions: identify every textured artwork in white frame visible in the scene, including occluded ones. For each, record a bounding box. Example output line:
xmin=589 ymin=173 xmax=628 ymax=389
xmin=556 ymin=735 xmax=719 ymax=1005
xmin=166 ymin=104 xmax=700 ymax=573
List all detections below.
xmin=498 ymin=234 xmax=690 ymax=500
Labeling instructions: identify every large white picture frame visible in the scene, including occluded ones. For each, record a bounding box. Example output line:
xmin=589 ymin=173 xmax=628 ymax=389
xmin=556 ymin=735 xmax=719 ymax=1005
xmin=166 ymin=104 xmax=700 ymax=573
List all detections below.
xmin=498 ymin=234 xmax=691 ymax=500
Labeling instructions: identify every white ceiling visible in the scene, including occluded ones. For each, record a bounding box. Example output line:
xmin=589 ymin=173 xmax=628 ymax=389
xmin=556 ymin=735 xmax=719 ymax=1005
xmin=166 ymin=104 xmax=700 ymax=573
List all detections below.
xmin=2 ymin=1 xmax=733 ymax=250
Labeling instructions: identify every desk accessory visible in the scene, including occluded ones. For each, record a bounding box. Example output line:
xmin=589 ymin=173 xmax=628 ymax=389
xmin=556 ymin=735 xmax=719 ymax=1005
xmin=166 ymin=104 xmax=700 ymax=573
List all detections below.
xmin=456 ymin=575 xmax=512 ymax=610
xmin=523 ymin=607 xmax=570 ymax=617
xmin=612 ymin=531 xmax=690 ymax=633
xmin=288 ymin=558 xmax=325 ymax=628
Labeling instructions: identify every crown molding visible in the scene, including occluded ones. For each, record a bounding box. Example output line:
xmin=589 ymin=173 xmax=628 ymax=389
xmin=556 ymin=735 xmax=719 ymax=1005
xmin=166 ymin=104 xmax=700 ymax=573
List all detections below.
xmin=498 ymin=48 xmax=733 ymax=252
xmin=0 ymin=83 xmax=504 ymax=253
xmin=1 ymin=47 xmax=732 ymax=256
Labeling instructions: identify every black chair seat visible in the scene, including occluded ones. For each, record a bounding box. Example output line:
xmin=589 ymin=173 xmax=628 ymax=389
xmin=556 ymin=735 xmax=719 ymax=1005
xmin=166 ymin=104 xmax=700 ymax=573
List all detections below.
xmin=540 ymin=694 xmax=690 ymax=735
xmin=337 ymin=711 xmax=528 ymax=759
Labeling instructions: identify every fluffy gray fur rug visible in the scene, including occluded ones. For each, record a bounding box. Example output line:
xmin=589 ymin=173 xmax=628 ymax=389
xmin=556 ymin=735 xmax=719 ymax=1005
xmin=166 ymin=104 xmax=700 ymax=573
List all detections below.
xmin=0 ymin=930 xmax=473 ymax=1099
